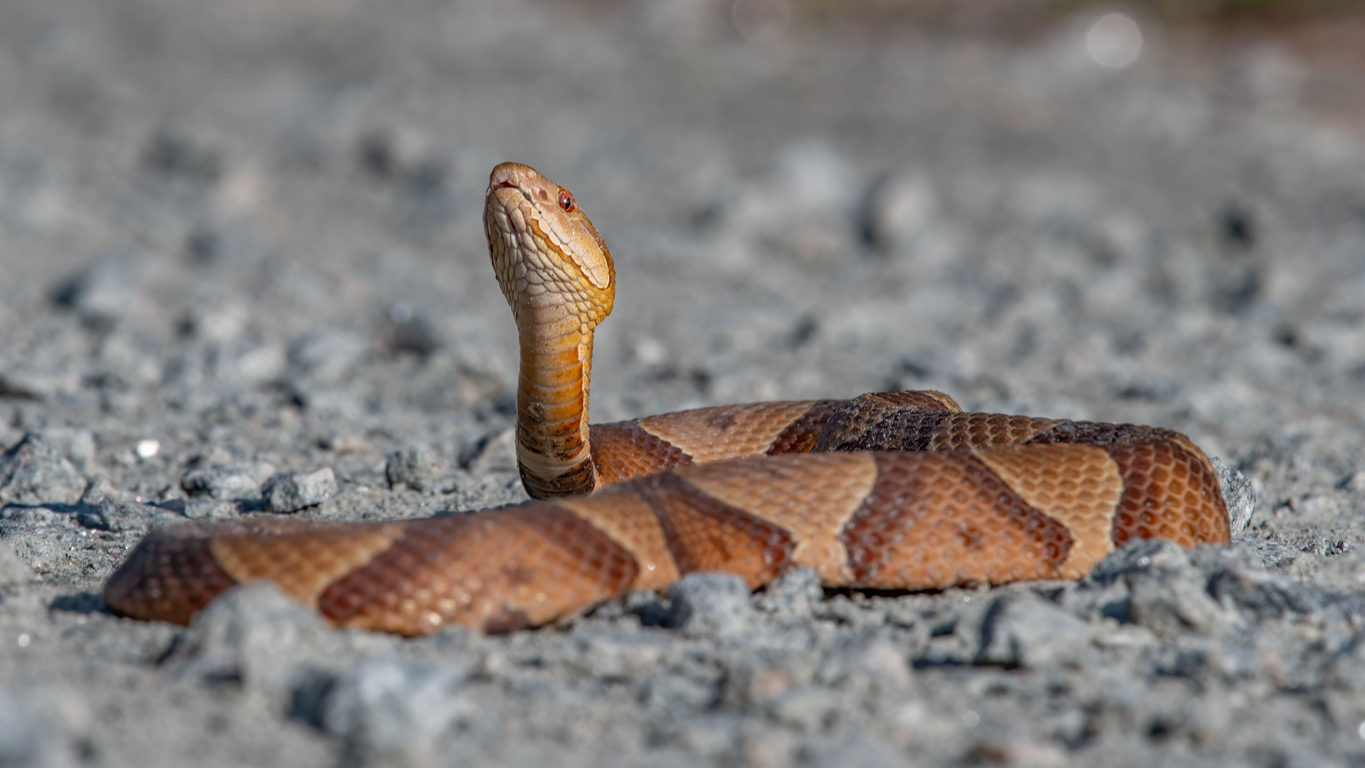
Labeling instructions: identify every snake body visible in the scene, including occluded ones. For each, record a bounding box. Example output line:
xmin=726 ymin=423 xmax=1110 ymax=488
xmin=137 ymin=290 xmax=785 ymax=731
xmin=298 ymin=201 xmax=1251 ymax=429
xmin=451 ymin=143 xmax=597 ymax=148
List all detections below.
xmin=103 ymin=163 xmax=1230 ymax=635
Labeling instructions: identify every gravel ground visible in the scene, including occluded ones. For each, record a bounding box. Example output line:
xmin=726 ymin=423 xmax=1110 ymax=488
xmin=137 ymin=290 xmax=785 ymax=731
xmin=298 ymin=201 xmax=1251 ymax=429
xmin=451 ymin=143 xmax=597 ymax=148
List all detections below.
xmin=2 ymin=1 xmax=1364 ymax=766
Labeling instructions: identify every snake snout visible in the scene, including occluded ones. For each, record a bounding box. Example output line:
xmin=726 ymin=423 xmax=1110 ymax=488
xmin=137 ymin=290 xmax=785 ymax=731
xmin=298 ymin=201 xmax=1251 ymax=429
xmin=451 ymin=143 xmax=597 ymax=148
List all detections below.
xmin=488 ymin=161 xmax=545 ymax=198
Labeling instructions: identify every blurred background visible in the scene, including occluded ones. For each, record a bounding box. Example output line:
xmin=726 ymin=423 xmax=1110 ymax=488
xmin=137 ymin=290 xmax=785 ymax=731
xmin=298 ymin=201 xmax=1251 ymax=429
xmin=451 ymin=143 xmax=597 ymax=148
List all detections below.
xmin=3 ymin=4 xmax=1365 ymax=766
xmin=1 ymin=0 xmax=1363 ymax=470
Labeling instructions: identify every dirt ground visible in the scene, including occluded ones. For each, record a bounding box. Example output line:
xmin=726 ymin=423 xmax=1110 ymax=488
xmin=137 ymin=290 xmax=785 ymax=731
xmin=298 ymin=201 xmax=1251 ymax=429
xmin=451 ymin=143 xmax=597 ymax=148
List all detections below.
xmin=1 ymin=1 xmax=1364 ymax=766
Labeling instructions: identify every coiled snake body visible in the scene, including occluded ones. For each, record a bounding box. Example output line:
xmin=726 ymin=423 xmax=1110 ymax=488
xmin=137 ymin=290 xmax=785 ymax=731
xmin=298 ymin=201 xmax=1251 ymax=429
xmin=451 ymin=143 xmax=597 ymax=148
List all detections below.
xmin=103 ymin=163 xmax=1230 ymax=635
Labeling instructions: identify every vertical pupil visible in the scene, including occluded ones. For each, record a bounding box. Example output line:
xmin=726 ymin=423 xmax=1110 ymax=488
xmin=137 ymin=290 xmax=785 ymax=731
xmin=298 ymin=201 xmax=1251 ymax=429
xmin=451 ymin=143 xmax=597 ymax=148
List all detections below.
xmin=559 ymin=192 xmax=573 ymax=211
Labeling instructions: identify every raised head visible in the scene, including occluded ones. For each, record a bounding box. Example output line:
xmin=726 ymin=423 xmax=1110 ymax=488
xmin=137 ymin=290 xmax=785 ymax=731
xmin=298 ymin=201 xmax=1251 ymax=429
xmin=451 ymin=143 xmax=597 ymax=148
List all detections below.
xmin=483 ymin=163 xmax=615 ymax=498
xmin=483 ymin=162 xmax=615 ymax=330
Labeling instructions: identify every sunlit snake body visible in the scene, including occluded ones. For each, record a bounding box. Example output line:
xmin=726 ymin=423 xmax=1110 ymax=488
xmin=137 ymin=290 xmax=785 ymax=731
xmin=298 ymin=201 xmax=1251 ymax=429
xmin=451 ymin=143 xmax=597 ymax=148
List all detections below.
xmin=103 ymin=163 xmax=1231 ymax=636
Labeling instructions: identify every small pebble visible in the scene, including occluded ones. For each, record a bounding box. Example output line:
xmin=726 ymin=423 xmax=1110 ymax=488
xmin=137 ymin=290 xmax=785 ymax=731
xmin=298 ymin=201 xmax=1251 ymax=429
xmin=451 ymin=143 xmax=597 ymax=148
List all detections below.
xmin=167 ymin=582 xmax=326 ymax=695
xmin=668 ymin=572 xmax=754 ymax=637
xmin=182 ymin=498 xmax=238 ymax=520
xmin=181 ymin=462 xmax=274 ymax=500
xmin=51 ymin=259 xmax=144 ymax=329
xmin=386 ymin=445 xmax=444 ymax=492
xmin=756 ymin=567 xmax=822 ymax=618
xmin=0 ymin=541 xmax=32 ymax=589
xmin=0 ymin=430 xmax=92 ymax=506
xmin=978 ymin=593 xmax=1092 ymax=669
xmin=1211 ymin=456 xmax=1256 ymax=536
xmin=859 ymin=170 xmax=938 ymax=253
xmin=262 ymin=468 xmax=337 ymax=513
xmin=288 ymin=330 xmax=366 ymax=382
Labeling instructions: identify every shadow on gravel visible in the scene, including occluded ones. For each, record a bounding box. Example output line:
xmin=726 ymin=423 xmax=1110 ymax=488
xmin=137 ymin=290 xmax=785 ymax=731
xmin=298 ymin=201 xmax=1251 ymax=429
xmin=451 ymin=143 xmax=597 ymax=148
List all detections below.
xmin=50 ymin=592 xmax=107 ymax=616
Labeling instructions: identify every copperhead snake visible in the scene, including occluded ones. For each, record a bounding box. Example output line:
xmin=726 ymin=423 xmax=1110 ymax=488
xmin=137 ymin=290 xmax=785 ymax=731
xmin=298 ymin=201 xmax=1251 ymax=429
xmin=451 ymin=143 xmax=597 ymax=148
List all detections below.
xmin=103 ymin=162 xmax=1231 ymax=636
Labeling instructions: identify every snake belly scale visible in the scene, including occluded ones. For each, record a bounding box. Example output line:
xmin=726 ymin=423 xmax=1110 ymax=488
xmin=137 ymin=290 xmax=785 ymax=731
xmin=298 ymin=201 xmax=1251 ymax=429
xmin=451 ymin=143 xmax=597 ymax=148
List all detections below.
xmin=102 ymin=163 xmax=1231 ymax=636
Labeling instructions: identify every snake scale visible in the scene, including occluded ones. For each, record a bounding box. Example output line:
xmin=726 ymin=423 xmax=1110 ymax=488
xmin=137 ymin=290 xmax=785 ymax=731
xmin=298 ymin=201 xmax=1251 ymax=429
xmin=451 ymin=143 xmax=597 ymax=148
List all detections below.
xmin=103 ymin=162 xmax=1231 ymax=636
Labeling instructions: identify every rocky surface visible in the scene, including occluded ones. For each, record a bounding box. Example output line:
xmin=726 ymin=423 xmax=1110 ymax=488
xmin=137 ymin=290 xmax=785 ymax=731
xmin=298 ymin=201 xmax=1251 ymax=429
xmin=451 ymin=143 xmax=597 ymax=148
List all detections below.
xmin=0 ymin=0 xmax=1363 ymax=766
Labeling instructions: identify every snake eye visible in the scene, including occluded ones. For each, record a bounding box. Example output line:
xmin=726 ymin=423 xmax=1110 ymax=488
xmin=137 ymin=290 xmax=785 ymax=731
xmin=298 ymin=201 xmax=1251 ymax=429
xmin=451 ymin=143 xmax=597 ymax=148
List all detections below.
xmin=558 ymin=190 xmax=576 ymax=213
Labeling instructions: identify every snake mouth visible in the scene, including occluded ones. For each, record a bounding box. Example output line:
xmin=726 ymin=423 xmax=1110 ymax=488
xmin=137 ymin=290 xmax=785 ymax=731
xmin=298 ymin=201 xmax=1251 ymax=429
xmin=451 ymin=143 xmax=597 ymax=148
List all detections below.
xmin=489 ymin=178 xmax=534 ymax=205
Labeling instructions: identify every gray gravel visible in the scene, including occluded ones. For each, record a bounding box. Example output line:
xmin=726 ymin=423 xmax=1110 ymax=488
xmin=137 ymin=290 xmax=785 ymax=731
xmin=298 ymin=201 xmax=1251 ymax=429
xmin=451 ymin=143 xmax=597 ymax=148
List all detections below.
xmin=1 ymin=0 xmax=1364 ymax=766
xmin=263 ymin=468 xmax=338 ymax=513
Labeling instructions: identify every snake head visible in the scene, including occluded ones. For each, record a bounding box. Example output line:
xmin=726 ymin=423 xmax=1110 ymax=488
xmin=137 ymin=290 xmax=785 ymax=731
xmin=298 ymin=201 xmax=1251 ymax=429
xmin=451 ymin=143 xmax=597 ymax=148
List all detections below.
xmin=484 ymin=162 xmax=615 ymax=328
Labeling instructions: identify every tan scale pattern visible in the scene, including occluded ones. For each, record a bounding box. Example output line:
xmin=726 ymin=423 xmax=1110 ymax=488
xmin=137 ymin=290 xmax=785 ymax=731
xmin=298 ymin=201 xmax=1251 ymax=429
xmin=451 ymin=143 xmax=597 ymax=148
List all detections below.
xmin=636 ymin=401 xmax=820 ymax=464
xmin=926 ymin=413 xmax=1062 ymax=451
xmin=1166 ymin=432 xmax=1218 ymax=469
xmin=972 ymin=445 xmax=1124 ymax=578
xmin=209 ymin=521 xmax=409 ymax=606
xmin=765 ymin=400 xmax=841 ymax=455
xmin=316 ymin=505 xmax=637 ymax=635
xmin=865 ymin=390 xmax=963 ymax=412
xmin=674 ymin=453 xmax=878 ymax=583
xmin=588 ymin=420 xmax=691 ymax=486
xmin=102 ymin=524 xmax=239 ymax=626
xmin=840 ymin=453 xmax=1074 ymax=588
xmin=514 ymin=323 xmax=596 ymax=499
xmin=1106 ymin=441 xmax=1230 ymax=548
xmin=555 ymin=490 xmax=680 ymax=589
xmin=103 ymin=433 xmax=1233 ymax=633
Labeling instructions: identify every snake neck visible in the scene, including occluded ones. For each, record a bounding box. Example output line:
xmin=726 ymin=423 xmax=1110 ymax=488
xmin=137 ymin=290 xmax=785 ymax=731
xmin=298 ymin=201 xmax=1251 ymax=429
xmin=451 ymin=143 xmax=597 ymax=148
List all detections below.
xmin=483 ymin=162 xmax=616 ymax=500
xmin=513 ymin=298 xmax=598 ymax=499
